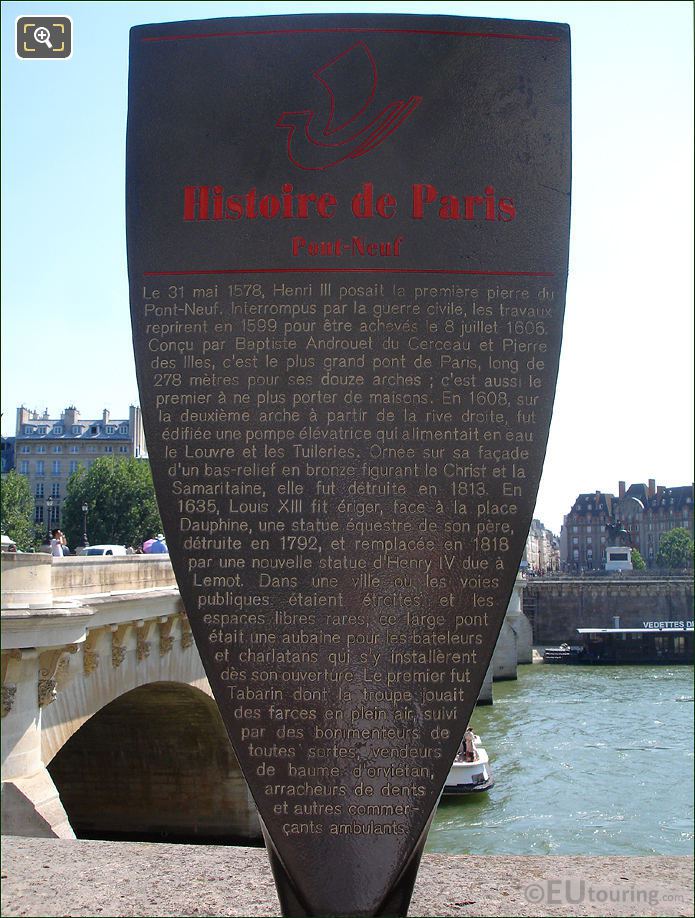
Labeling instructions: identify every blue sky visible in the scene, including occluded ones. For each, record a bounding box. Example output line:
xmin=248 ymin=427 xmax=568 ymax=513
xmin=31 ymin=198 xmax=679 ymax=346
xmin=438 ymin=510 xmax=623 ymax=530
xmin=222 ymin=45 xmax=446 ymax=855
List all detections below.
xmin=2 ymin=0 xmax=693 ymax=533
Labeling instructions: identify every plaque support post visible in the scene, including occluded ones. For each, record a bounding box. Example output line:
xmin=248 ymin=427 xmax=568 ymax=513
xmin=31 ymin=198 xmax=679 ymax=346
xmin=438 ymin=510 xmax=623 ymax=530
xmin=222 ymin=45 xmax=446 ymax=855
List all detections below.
xmin=260 ymin=806 xmax=437 ymax=918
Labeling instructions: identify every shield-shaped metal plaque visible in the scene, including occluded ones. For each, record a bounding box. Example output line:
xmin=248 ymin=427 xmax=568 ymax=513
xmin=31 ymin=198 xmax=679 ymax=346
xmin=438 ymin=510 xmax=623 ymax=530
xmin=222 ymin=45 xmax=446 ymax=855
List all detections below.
xmin=127 ymin=13 xmax=570 ymax=916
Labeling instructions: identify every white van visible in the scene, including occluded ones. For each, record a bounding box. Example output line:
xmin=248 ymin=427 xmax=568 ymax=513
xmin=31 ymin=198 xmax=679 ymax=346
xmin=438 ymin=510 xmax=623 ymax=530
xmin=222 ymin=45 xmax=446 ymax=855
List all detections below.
xmin=1 ymin=534 xmax=19 ymax=552
xmin=81 ymin=544 xmax=127 ymax=556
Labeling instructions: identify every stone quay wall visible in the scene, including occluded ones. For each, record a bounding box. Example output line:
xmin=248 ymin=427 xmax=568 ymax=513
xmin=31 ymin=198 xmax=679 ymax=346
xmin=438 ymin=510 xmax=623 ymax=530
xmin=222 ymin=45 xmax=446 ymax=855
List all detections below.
xmin=523 ymin=575 xmax=693 ymax=644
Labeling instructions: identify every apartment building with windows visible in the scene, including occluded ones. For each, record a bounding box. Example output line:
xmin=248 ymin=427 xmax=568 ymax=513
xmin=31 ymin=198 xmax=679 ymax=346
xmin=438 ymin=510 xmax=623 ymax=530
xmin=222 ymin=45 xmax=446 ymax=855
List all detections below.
xmin=561 ymin=479 xmax=694 ymax=570
xmin=15 ymin=406 xmax=146 ymax=529
xmin=523 ymin=518 xmax=560 ymax=573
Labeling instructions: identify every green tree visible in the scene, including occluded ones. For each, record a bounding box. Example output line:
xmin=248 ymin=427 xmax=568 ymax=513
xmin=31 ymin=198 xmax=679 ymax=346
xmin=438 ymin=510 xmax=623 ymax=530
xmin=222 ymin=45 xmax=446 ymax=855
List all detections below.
xmin=0 ymin=470 xmax=38 ymax=550
xmin=655 ymin=527 xmax=694 ymax=570
xmin=630 ymin=547 xmax=646 ymax=570
xmin=62 ymin=457 xmax=163 ymax=549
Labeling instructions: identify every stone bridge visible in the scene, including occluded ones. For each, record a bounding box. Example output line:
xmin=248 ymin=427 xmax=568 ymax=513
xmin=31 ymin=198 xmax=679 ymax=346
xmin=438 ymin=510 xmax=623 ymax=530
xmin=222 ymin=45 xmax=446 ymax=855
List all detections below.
xmin=1 ymin=553 xmax=260 ymax=843
xmin=1 ymin=554 xmax=529 ymax=842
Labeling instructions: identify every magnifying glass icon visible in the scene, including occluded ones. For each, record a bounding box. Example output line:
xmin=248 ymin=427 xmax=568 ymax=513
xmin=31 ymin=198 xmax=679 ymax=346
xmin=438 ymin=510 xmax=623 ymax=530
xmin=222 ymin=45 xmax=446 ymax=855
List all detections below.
xmin=33 ymin=26 xmax=53 ymax=49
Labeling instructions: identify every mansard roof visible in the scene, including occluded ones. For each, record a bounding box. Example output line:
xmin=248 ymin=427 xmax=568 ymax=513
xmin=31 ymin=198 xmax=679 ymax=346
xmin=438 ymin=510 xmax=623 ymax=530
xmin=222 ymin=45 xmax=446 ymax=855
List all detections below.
xmin=569 ymin=483 xmax=694 ymax=519
xmin=570 ymin=492 xmax=614 ymax=516
xmin=646 ymin=485 xmax=694 ymax=513
xmin=17 ymin=419 xmax=131 ymax=441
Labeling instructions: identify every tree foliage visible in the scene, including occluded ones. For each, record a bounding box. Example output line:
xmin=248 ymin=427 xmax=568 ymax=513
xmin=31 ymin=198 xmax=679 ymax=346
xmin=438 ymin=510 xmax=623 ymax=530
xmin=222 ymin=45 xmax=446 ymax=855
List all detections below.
xmin=655 ymin=527 xmax=694 ymax=570
xmin=0 ymin=470 xmax=38 ymax=550
xmin=63 ymin=458 xmax=163 ymax=549
xmin=630 ymin=547 xmax=646 ymax=570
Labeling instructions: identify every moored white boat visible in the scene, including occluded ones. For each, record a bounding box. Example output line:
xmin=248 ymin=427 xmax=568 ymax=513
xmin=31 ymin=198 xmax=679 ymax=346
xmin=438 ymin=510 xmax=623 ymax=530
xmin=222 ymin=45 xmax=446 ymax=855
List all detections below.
xmin=443 ymin=733 xmax=494 ymax=794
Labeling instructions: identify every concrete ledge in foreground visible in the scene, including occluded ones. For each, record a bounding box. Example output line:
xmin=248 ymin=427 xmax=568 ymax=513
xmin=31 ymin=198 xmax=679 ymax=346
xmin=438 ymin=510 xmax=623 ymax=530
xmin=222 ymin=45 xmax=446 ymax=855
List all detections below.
xmin=1 ymin=837 xmax=692 ymax=917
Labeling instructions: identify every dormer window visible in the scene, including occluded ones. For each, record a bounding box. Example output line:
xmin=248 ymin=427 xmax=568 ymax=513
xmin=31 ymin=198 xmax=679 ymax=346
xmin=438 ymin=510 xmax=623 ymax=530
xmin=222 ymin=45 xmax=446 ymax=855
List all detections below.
xmin=53 ymin=426 xmax=63 ymax=435
xmin=119 ymin=424 xmax=128 ymax=434
xmin=72 ymin=425 xmax=82 ymax=434
xmin=90 ymin=425 xmax=99 ymax=435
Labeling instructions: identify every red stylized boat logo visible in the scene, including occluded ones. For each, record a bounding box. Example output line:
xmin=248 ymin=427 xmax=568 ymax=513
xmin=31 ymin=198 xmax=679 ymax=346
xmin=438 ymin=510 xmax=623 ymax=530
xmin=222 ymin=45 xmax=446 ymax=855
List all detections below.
xmin=276 ymin=41 xmax=422 ymax=171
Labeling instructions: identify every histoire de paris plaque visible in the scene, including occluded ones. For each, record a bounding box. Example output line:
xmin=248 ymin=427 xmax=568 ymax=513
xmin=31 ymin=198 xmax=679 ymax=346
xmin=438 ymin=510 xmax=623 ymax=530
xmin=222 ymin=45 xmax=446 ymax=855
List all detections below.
xmin=127 ymin=12 xmax=570 ymax=917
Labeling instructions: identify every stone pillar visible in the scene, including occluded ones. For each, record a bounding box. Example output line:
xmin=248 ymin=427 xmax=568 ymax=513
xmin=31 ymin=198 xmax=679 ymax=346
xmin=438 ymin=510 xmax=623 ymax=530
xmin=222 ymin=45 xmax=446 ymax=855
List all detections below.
xmin=1 ymin=648 xmax=75 ymax=838
xmin=491 ymin=574 xmax=528 ymax=680
xmin=1 ymin=554 xmax=76 ymax=838
xmin=509 ymin=573 xmax=533 ymax=664
xmin=477 ymin=664 xmax=493 ymax=705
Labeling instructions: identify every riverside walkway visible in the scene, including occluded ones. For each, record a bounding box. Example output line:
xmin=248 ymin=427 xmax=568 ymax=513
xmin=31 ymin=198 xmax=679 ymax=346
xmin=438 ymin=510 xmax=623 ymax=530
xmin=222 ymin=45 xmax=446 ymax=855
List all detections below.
xmin=2 ymin=837 xmax=693 ymax=917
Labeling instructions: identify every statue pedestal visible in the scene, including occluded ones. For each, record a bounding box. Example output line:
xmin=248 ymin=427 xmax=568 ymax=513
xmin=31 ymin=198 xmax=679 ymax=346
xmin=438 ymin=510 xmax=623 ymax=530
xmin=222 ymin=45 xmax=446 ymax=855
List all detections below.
xmin=605 ymin=545 xmax=633 ymax=571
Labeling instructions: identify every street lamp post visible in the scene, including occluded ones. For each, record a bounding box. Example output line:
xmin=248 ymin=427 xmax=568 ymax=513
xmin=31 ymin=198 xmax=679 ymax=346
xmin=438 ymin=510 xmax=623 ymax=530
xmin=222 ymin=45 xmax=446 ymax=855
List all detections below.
xmin=46 ymin=496 xmax=54 ymax=543
xmin=81 ymin=503 xmax=89 ymax=550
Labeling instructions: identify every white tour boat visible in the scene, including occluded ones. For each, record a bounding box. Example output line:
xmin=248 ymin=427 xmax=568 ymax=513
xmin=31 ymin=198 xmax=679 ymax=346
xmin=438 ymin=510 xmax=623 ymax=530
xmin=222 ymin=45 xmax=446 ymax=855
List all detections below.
xmin=443 ymin=732 xmax=494 ymax=794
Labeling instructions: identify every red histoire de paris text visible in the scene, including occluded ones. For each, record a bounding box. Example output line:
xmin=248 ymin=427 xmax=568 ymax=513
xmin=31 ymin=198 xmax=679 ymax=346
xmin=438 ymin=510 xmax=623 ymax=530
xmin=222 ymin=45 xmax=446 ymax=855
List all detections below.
xmin=182 ymin=182 xmax=516 ymax=222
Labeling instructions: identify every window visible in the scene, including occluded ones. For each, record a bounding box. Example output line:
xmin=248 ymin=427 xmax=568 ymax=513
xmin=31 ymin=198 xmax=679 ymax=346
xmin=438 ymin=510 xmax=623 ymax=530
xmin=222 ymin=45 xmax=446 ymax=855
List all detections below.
xmin=36 ymin=446 xmax=46 ymax=454
xmin=20 ymin=446 xmax=30 ymax=453
xmin=51 ymin=483 xmax=60 ymax=498
xmin=87 ymin=446 xmax=97 ymax=453
xmin=572 ymin=526 xmax=579 ymax=533
xmin=52 ymin=460 xmax=61 ymax=475
xmin=36 ymin=461 xmax=44 ymax=476
xmin=34 ymin=505 xmax=44 ymax=524
xmin=69 ymin=446 xmax=79 ymax=454
xmin=119 ymin=424 xmax=128 ymax=434
xmin=53 ymin=426 xmax=63 ymax=435
xmin=104 ymin=445 xmax=113 ymax=453
xmin=119 ymin=446 xmax=128 ymax=453
xmin=52 ymin=446 xmax=62 ymax=453
xmin=35 ymin=483 xmax=44 ymax=498
xmin=572 ymin=537 xmax=579 ymax=545
xmin=19 ymin=460 xmax=29 ymax=474
xmin=90 ymin=426 xmax=99 ymax=434
xmin=69 ymin=461 xmax=78 ymax=474
xmin=72 ymin=425 xmax=81 ymax=434
xmin=105 ymin=425 xmax=116 ymax=433
xmin=586 ymin=525 xmax=592 ymax=533
xmin=23 ymin=425 xmax=34 ymax=434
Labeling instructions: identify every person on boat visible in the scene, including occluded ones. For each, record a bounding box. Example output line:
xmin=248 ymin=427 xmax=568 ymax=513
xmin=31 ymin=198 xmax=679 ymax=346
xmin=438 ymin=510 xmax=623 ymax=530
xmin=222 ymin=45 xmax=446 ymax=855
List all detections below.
xmin=464 ymin=727 xmax=479 ymax=762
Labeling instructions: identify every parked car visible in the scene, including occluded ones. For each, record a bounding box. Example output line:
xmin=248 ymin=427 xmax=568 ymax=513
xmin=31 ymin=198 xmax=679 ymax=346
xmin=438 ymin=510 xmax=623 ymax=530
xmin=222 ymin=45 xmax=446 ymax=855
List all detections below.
xmin=81 ymin=544 xmax=127 ymax=556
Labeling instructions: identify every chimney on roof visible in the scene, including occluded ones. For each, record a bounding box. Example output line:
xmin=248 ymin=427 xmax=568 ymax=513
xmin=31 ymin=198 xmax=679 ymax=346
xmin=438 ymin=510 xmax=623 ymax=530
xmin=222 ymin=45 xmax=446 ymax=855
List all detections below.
xmin=62 ymin=407 xmax=79 ymax=427
xmin=657 ymin=485 xmax=665 ymax=497
xmin=594 ymin=490 xmax=600 ymax=505
xmin=648 ymin=479 xmax=656 ymax=498
xmin=619 ymin=481 xmax=626 ymax=498
xmin=102 ymin=409 xmax=110 ymax=424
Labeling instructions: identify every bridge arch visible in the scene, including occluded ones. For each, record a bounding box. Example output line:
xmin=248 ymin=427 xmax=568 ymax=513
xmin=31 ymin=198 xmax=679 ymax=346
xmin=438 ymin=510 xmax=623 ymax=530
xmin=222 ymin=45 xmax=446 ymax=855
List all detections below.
xmin=47 ymin=681 xmax=260 ymax=843
xmin=39 ymin=609 xmax=217 ymax=764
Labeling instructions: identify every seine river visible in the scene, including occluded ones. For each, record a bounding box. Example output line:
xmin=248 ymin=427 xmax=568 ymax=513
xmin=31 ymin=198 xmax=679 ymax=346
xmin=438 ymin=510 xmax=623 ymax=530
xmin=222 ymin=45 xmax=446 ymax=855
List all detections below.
xmin=428 ymin=664 xmax=694 ymax=856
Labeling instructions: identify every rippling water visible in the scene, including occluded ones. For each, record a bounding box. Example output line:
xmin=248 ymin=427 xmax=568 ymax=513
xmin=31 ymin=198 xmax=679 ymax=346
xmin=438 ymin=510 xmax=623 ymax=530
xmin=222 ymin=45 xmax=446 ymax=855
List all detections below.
xmin=427 ymin=664 xmax=694 ymax=856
